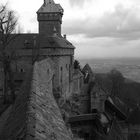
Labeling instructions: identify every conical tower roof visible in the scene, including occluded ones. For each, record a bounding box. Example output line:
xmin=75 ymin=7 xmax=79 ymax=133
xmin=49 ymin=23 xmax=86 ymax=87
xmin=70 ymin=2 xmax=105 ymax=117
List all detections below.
xmin=37 ymin=0 xmax=63 ymax=13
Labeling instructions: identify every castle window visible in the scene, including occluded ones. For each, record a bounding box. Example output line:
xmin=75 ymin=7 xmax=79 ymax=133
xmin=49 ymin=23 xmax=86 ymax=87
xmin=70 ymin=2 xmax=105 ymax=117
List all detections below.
xmin=20 ymin=68 xmax=24 ymax=72
xmin=24 ymin=40 xmax=30 ymax=48
xmin=24 ymin=40 xmax=29 ymax=45
xmin=0 ymin=88 xmax=3 ymax=91
xmin=66 ymin=64 xmax=68 ymax=70
xmin=52 ymin=74 xmax=55 ymax=87
xmin=92 ymin=109 xmax=98 ymax=113
xmin=47 ymin=69 xmax=50 ymax=74
xmin=60 ymin=67 xmax=63 ymax=83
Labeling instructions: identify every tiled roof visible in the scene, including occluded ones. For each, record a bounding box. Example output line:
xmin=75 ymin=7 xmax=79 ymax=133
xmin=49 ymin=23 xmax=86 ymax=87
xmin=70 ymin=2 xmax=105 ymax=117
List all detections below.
xmin=6 ymin=34 xmax=38 ymax=50
xmin=7 ymin=34 xmax=75 ymax=49
xmin=82 ymin=63 xmax=93 ymax=74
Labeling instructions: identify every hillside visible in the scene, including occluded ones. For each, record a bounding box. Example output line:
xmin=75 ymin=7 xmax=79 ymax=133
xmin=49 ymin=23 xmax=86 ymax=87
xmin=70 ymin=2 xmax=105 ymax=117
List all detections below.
xmin=79 ymin=58 xmax=140 ymax=83
xmin=95 ymin=73 xmax=140 ymax=110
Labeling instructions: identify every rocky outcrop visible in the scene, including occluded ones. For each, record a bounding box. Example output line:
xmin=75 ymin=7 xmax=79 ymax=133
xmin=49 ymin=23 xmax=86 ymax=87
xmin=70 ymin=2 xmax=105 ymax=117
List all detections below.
xmin=0 ymin=59 xmax=72 ymax=140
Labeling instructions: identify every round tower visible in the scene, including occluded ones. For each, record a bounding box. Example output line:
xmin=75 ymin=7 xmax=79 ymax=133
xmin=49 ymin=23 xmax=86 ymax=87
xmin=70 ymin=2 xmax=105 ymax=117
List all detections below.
xmin=37 ymin=0 xmax=64 ymax=36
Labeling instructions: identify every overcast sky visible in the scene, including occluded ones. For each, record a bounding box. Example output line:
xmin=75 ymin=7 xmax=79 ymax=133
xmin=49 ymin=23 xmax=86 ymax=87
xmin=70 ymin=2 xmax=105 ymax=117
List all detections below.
xmin=1 ymin=0 xmax=140 ymax=59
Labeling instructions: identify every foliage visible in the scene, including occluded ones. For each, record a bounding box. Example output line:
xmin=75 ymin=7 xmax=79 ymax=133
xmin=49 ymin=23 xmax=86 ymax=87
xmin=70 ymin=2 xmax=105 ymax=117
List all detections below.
xmin=0 ymin=3 xmax=18 ymax=103
xmin=74 ymin=60 xmax=81 ymax=70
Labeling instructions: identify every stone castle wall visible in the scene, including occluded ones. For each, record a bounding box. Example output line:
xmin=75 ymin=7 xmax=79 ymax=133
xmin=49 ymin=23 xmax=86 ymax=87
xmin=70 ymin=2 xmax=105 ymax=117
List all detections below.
xmin=0 ymin=58 xmax=73 ymax=140
xmin=58 ymin=56 xmax=72 ymax=98
xmin=39 ymin=21 xmax=61 ymax=36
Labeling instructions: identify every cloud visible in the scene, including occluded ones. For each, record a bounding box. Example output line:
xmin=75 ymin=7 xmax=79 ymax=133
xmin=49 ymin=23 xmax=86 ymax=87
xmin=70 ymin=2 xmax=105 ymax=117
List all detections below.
xmin=69 ymin=36 xmax=140 ymax=58
xmin=68 ymin=0 xmax=92 ymax=7
xmin=63 ymin=4 xmax=140 ymax=40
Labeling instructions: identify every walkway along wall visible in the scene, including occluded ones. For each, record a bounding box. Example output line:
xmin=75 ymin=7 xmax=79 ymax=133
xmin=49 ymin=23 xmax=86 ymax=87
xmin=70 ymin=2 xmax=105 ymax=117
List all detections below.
xmin=0 ymin=59 xmax=72 ymax=140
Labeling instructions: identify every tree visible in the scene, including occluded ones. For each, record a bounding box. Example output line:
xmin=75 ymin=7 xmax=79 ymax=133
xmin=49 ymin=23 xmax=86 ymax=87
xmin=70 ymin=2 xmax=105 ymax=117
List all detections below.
xmin=0 ymin=4 xmax=18 ymax=103
xmin=74 ymin=60 xmax=81 ymax=70
xmin=108 ymin=69 xmax=124 ymax=97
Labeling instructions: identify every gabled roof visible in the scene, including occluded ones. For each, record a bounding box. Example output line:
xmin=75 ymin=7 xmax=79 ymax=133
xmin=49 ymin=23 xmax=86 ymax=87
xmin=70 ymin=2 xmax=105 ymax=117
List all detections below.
xmin=82 ymin=63 xmax=93 ymax=74
xmin=37 ymin=0 xmax=63 ymax=14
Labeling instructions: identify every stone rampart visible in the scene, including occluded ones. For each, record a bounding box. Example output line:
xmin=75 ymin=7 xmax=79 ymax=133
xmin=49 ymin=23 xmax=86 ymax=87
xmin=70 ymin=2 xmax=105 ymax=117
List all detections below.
xmin=0 ymin=59 xmax=72 ymax=140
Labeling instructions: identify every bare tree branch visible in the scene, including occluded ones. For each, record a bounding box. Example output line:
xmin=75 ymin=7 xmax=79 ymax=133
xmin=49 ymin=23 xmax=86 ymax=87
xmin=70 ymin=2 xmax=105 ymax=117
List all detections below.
xmin=0 ymin=3 xmax=19 ymax=103
xmin=0 ymin=5 xmax=6 ymax=14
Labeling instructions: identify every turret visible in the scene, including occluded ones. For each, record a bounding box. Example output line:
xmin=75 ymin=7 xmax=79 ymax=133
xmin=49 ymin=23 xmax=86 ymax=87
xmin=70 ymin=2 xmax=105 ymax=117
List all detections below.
xmin=37 ymin=0 xmax=63 ymax=36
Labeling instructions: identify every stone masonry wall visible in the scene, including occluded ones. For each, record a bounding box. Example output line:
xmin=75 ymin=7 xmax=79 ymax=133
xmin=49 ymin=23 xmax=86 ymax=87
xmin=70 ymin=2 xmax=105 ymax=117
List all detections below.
xmin=58 ymin=56 xmax=71 ymax=98
xmin=30 ymin=59 xmax=72 ymax=140
xmin=0 ymin=59 xmax=73 ymax=140
xmin=0 ymin=66 xmax=33 ymax=139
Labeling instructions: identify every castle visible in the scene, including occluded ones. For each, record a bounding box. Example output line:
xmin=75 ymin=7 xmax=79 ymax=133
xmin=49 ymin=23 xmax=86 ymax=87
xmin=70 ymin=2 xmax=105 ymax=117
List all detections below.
xmin=0 ymin=0 xmax=140 ymax=140
xmin=0 ymin=0 xmax=82 ymax=139
xmin=0 ymin=0 xmax=78 ymax=100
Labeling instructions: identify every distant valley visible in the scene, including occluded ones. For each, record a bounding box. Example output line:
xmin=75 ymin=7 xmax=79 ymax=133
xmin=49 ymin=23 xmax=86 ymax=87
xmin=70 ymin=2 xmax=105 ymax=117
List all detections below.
xmin=79 ymin=58 xmax=140 ymax=83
